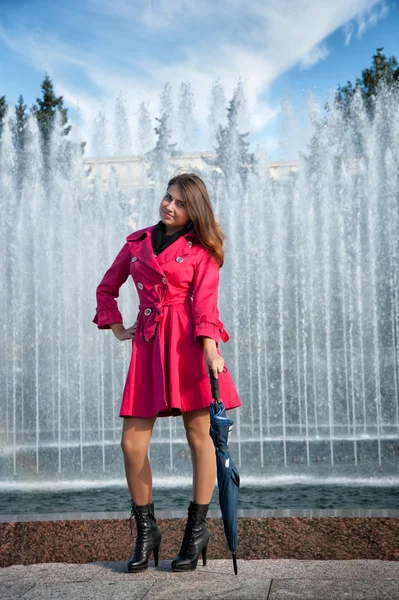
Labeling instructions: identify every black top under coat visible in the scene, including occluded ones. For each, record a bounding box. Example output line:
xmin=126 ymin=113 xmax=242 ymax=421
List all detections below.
xmin=151 ymin=219 xmax=194 ymax=255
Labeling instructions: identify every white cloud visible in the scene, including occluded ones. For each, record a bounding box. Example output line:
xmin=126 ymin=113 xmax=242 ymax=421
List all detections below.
xmin=0 ymin=0 xmax=388 ymax=155
xmin=342 ymin=0 xmax=389 ymax=43
xmin=86 ymin=0 xmax=226 ymax=31
xmin=343 ymin=22 xmax=354 ymax=46
xmin=299 ymin=44 xmax=330 ymax=70
xmin=356 ymin=1 xmax=389 ymax=37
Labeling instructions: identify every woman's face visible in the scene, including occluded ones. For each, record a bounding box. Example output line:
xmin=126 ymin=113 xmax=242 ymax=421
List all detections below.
xmin=159 ymin=184 xmax=190 ymax=231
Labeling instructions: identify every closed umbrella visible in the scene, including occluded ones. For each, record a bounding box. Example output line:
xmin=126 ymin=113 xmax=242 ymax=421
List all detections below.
xmin=209 ymin=370 xmax=240 ymax=574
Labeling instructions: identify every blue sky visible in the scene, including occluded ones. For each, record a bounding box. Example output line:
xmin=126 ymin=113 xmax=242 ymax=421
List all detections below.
xmin=0 ymin=0 xmax=397 ymax=159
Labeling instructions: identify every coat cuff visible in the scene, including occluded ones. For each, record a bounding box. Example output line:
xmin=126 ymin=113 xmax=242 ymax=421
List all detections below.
xmin=92 ymin=308 xmax=123 ymax=329
xmin=194 ymin=314 xmax=230 ymax=344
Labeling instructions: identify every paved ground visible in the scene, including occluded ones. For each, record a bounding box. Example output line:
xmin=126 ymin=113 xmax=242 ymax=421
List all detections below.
xmin=1 ymin=559 xmax=399 ymax=599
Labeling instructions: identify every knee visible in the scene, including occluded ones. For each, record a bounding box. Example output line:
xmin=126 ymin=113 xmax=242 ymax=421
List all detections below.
xmin=185 ymin=427 xmax=208 ymax=452
xmin=120 ymin=436 xmax=148 ymax=460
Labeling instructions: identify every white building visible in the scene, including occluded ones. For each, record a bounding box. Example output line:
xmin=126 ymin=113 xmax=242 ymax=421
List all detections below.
xmin=83 ymin=152 xmax=300 ymax=193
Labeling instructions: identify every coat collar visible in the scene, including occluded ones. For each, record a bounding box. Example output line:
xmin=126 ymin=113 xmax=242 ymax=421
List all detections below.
xmin=126 ymin=224 xmax=196 ymax=275
xmin=125 ymin=225 xmax=156 ymax=242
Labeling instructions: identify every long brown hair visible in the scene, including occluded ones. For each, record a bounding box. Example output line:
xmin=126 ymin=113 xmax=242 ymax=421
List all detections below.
xmin=167 ymin=172 xmax=226 ymax=267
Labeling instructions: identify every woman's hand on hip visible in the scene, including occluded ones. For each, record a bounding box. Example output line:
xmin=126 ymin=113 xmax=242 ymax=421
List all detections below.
xmin=110 ymin=322 xmax=137 ymax=341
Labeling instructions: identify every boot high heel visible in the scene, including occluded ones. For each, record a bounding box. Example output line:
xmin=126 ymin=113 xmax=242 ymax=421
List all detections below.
xmin=171 ymin=500 xmax=211 ymax=572
xmin=127 ymin=500 xmax=162 ymax=573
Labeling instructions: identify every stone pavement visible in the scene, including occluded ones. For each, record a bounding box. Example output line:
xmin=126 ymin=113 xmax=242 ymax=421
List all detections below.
xmin=1 ymin=559 xmax=399 ymax=599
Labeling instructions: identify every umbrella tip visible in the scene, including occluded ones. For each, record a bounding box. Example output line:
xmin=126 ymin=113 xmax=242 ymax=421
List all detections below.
xmin=232 ymin=553 xmax=238 ymax=575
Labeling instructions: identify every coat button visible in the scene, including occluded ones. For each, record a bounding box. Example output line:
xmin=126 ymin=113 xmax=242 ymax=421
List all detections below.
xmin=131 ymin=256 xmax=137 ymax=262
xmin=137 ymin=283 xmax=143 ymax=290
xmin=144 ymin=336 xmax=149 ymax=342
xmin=188 ymin=241 xmax=193 ymax=248
xmin=162 ymin=277 xmax=167 ymax=284
xmin=176 ymin=257 xmax=183 ymax=263
xmin=144 ymin=308 xmax=152 ymax=316
xmin=154 ymin=252 xmax=158 ymax=257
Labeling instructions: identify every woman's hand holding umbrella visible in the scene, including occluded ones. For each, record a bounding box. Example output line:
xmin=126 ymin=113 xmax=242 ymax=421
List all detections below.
xmin=203 ymin=337 xmax=225 ymax=378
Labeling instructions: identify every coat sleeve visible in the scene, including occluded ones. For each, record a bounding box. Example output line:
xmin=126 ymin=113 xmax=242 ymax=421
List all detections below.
xmin=192 ymin=252 xmax=230 ymax=345
xmin=92 ymin=242 xmax=131 ymax=329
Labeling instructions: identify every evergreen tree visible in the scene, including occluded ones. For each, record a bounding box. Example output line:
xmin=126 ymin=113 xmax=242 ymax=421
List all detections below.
xmin=177 ymin=81 xmax=195 ymax=150
xmin=159 ymin=82 xmax=175 ymax=141
xmin=147 ymin=111 xmax=179 ymax=186
xmin=210 ymin=83 xmax=256 ymax=188
xmin=31 ymin=74 xmax=71 ymax=149
xmin=11 ymin=95 xmax=29 ymax=153
xmin=137 ymin=101 xmax=154 ymax=155
xmin=31 ymin=74 xmax=85 ymax=185
xmin=147 ymin=82 xmax=180 ymax=190
xmin=305 ymin=48 xmax=399 ymax=166
xmin=0 ymin=95 xmax=7 ymax=140
xmin=208 ymin=79 xmax=226 ymax=145
xmin=9 ymin=95 xmax=31 ymax=199
xmin=92 ymin=108 xmax=108 ymax=156
xmin=332 ymin=47 xmax=399 ymax=119
xmin=113 ymin=93 xmax=131 ymax=156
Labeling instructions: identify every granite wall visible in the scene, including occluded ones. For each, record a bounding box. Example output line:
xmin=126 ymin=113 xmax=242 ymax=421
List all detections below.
xmin=1 ymin=510 xmax=398 ymax=568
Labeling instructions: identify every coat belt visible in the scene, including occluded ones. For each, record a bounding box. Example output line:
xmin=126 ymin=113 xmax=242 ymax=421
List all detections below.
xmin=138 ymin=300 xmax=192 ymax=341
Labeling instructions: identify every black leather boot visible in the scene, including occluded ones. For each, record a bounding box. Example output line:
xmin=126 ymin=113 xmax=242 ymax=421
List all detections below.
xmin=127 ymin=500 xmax=162 ymax=573
xmin=171 ymin=500 xmax=211 ymax=572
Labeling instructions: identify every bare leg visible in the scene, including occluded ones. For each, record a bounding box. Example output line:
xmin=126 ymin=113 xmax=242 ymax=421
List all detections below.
xmin=121 ymin=416 xmax=157 ymax=505
xmin=183 ymin=407 xmax=216 ymax=504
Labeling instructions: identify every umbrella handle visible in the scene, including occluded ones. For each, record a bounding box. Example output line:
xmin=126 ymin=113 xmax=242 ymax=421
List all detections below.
xmin=232 ymin=552 xmax=238 ymax=575
xmin=209 ymin=370 xmax=220 ymax=400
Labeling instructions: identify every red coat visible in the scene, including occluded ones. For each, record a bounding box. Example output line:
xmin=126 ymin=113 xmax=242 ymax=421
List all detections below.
xmin=93 ymin=224 xmax=242 ymax=418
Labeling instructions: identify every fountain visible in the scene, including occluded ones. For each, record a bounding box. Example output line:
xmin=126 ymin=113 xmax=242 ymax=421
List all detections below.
xmin=1 ymin=81 xmax=399 ymax=501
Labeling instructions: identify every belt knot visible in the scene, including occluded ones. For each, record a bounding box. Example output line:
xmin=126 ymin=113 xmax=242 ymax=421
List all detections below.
xmin=139 ymin=300 xmax=192 ymax=341
xmin=154 ymin=303 xmax=163 ymax=323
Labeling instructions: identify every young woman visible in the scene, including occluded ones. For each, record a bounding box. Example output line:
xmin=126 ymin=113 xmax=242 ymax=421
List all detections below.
xmin=93 ymin=172 xmax=241 ymax=573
